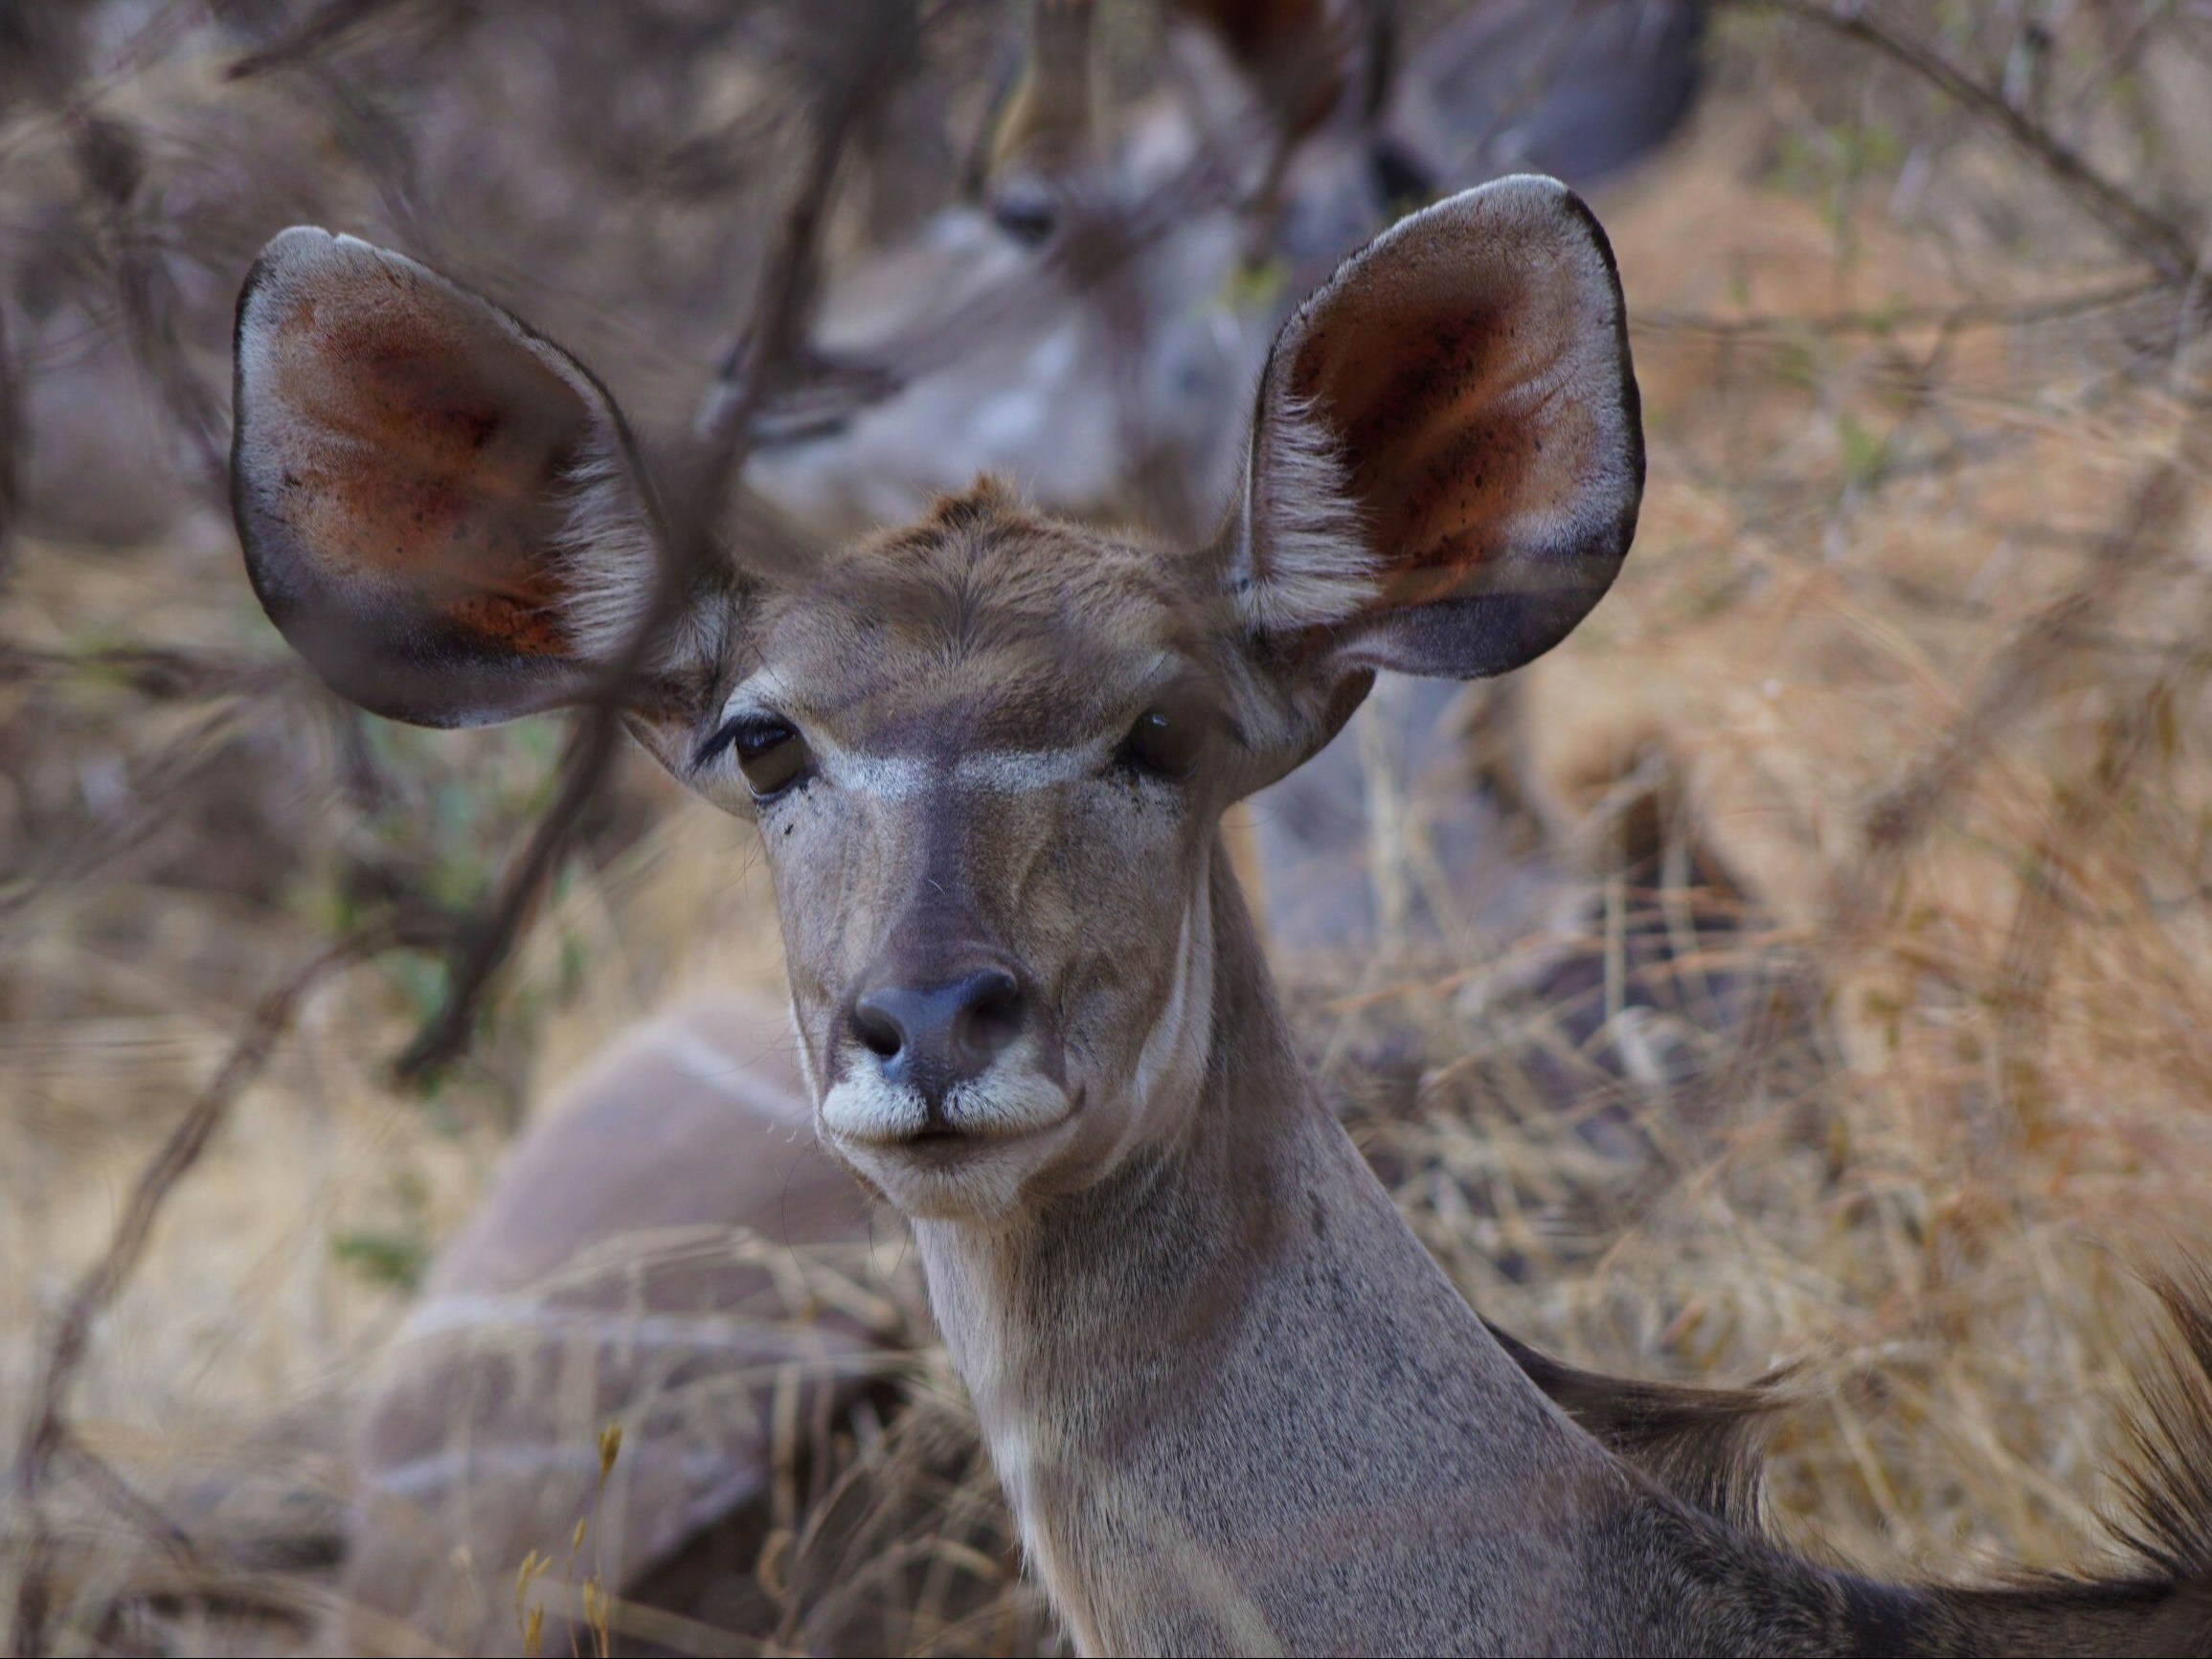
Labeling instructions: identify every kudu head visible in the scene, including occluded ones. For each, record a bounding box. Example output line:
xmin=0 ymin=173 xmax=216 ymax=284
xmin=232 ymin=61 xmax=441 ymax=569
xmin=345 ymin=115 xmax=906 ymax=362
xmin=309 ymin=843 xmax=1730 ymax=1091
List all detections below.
xmin=231 ymin=176 xmax=1641 ymax=1223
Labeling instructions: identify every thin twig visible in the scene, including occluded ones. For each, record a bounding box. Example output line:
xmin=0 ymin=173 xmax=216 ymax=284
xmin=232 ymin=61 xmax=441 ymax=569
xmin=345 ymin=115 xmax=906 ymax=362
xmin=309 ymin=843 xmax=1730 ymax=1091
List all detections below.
xmin=689 ymin=1 xmax=921 ymax=500
xmin=66 ymin=112 xmax=230 ymax=504
xmin=1737 ymin=0 xmax=2201 ymax=284
xmin=221 ymin=0 xmax=418 ymax=80
xmin=60 ymin=1434 xmax=208 ymax=1572
xmin=389 ymin=698 xmax=631 ymax=1082
xmin=0 ymin=299 xmax=17 ymax=573
xmin=1636 ymin=276 xmax=2168 ymax=340
xmin=0 ymin=643 xmax=297 ymax=700
xmin=1859 ymin=463 xmax=2194 ymax=856
xmin=750 ymin=129 xmax=1243 ymax=451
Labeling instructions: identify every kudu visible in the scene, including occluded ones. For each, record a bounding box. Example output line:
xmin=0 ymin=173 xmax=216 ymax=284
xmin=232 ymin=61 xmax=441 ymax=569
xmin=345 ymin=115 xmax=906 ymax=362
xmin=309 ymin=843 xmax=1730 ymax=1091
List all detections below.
xmin=234 ymin=180 xmax=2212 ymax=1653
xmin=747 ymin=0 xmax=1705 ymax=541
xmin=333 ymin=997 xmax=887 ymax=1652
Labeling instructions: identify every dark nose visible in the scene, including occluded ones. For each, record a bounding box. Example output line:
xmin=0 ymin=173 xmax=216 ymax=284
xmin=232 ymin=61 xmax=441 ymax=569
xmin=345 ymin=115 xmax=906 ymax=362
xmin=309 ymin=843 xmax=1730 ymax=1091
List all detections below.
xmin=848 ymin=968 xmax=1027 ymax=1111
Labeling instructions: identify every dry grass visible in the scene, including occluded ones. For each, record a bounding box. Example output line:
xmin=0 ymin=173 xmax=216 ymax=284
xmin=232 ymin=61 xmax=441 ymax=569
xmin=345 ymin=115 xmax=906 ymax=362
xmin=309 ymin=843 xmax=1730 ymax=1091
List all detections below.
xmin=7 ymin=2 xmax=2212 ymax=1652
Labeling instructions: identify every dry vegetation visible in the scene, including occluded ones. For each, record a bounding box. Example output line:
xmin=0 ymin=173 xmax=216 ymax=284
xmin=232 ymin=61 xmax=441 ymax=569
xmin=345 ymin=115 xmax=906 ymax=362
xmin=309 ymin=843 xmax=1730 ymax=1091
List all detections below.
xmin=6 ymin=0 xmax=2212 ymax=1653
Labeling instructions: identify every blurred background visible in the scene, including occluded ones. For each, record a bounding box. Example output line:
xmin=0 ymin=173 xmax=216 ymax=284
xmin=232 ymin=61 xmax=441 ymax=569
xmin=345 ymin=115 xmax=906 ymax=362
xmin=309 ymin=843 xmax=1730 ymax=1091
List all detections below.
xmin=7 ymin=0 xmax=2212 ymax=1652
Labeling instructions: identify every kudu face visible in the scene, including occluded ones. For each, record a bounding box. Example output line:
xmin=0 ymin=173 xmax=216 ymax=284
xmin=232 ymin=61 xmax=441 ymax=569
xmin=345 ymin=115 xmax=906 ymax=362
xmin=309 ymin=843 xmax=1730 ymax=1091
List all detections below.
xmin=230 ymin=176 xmax=1643 ymax=1223
xmin=719 ymin=504 xmax=1267 ymax=1219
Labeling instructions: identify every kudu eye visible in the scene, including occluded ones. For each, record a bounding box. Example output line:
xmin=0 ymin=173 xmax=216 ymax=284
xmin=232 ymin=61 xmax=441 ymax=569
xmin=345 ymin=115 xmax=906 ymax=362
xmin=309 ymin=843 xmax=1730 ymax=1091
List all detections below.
xmin=1117 ymin=707 xmax=1202 ymax=780
xmin=720 ymin=719 xmax=811 ymax=801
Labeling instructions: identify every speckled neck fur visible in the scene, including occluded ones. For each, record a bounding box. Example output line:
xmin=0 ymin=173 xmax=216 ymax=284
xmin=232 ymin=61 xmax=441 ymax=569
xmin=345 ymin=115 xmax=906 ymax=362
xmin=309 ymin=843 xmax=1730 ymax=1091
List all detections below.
xmin=914 ymin=854 xmax=1659 ymax=1654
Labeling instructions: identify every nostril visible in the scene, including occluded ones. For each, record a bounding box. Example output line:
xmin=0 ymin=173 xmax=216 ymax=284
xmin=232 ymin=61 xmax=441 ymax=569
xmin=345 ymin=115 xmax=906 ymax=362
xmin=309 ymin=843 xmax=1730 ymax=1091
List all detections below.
xmin=849 ymin=968 xmax=1028 ymax=1104
xmin=952 ymin=969 xmax=1025 ymax=1065
xmin=850 ymin=995 xmax=906 ymax=1061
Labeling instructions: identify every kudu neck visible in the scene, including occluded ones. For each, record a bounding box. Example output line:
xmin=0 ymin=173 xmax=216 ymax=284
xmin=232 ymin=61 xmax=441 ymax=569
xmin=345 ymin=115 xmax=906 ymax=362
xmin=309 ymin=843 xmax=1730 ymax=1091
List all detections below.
xmin=909 ymin=840 xmax=1608 ymax=1651
xmin=912 ymin=835 xmax=1329 ymax=1357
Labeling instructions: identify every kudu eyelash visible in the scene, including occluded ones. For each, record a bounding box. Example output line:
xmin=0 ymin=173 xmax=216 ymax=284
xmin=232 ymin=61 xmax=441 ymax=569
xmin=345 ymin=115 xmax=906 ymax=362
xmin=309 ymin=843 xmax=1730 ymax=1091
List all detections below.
xmin=694 ymin=716 xmax=809 ymax=787
xmin=695 ymin=714 xmax=780 ymax=769
xmin=693 ymin=722 xmax=745 ymax=770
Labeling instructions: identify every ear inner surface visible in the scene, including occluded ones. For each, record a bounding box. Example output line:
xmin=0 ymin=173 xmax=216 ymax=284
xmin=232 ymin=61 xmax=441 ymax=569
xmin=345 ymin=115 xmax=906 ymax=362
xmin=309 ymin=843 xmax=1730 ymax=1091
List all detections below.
xmin=1241 ymin=174 xmax=1644 ymax=683
xmin=232 ymin=227 xmax=658 ymax=727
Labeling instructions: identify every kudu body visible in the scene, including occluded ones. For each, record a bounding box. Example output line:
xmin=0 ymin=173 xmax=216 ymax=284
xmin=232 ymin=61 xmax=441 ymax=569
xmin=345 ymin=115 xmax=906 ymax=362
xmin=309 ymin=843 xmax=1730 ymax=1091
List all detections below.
xmin=234 ymin=175 xmax=2212 ymax=1653
xmin=335 ymin=998 xmax=882 ymax=1652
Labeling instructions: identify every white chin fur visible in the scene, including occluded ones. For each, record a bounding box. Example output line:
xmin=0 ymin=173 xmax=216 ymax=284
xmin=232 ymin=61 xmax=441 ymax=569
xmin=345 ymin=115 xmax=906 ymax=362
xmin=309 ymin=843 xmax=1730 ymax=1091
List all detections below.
xmin=820 ymin=1058 xmax=1072 ymax=1146
xmin=820 ymin=1060 xmax=1075 ymax=1222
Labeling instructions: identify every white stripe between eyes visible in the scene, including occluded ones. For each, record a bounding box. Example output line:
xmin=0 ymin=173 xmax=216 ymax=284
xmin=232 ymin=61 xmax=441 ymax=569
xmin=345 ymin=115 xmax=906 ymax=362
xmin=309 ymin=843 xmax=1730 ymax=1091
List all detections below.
xmin=824 ymin=748 xmax=1095 ymax=798
xmin=718 ymin=677 xmax=1101 ymax=798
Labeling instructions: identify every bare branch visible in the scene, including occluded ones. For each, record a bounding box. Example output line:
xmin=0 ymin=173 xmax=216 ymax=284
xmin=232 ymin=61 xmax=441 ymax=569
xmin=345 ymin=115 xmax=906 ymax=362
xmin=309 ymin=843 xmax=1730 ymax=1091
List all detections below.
xmin=0 ymin=643 xmax=298 ymax=700
xmin=1737 ymin=0 xmax=2202 ymax=285
xmin=392 ymin=12 xmax=911 ymax=1084
xmin=0 ymin=301 xmax=17 ymax=576
xmin=688 ymin=2 xmax=922 ymax=511
xmin=388 ymin=700 xmax=632 ymax=1082
xmin=60 ymin=1434 xmax=208 ymax=1573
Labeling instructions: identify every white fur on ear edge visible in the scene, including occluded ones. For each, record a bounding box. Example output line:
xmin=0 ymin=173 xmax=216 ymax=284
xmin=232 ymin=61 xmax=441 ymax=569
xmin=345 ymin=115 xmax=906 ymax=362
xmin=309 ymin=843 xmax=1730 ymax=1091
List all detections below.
xmin=1226 ymin=390 xmax=1378 ymax=637
xmin=546 ymin=426 xmax=697 ymax=669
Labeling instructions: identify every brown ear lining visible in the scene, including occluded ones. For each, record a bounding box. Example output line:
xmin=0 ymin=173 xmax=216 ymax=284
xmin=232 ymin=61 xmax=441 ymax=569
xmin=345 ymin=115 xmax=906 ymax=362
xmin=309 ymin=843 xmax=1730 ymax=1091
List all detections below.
xmin=1245 ymin=175 xmax=1643 ymax=683
xmin=231 ymin=228 xmax=647 ymax=728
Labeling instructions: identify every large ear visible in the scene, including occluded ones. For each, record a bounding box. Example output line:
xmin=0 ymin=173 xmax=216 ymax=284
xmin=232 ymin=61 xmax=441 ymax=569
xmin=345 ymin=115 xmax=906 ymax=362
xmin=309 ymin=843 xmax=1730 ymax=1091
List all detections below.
xmin=1223 ymin=174 xmax=1642 ymax=688
xmin=232 ymin=228 xmax=684 ymax=729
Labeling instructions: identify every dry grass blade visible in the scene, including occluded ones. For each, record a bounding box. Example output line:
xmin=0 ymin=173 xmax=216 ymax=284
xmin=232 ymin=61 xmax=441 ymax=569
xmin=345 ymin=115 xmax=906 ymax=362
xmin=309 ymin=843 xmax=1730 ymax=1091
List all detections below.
xmin=6 ymin=915 xmax=450 ymax=1656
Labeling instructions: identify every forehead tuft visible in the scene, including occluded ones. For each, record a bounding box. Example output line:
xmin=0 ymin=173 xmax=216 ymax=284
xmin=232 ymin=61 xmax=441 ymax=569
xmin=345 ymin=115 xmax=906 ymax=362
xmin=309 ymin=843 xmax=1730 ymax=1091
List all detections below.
xmin=749 ymin=480 xmax=1224 ymax=741
xmin=919 ymin=477 xmax=1020 ymax=533
xmin=849 ymin=478 xmax=1173 ymax=623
